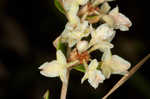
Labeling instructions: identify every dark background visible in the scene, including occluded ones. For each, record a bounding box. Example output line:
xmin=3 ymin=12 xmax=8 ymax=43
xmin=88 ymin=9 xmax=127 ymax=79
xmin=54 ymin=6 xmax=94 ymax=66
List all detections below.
xmin=0 ymin=0 xmax=150 ymax=99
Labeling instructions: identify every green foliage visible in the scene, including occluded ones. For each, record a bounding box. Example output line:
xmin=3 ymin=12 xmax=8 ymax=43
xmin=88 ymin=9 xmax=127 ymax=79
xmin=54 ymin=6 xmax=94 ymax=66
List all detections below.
xmin=54 ymin=0 xmax=65 ymax=14
xmin=73 ymin=62 xmax=102 ymax=73
xmin=86 ymin=15 xmax=99 ymax=20
xmin=73 ymin=64 xmax=86 ymax=73
xmin=56 ymin=40 xmax=67 ymax=56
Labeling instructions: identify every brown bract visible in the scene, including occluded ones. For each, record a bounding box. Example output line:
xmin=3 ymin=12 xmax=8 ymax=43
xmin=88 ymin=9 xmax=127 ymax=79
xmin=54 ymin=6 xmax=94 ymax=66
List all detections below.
xmin=78 ymin=2 xmax=100 ymax=16
xmin=68 ymin=48 xmax=90 ymax=64
xmin=78 ymin=2 xmax=105 ymax=24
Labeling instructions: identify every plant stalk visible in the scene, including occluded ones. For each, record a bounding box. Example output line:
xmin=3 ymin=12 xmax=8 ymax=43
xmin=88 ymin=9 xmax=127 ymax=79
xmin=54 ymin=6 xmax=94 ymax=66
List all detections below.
xmin=60 ymin=69 xmax=70 ymax=99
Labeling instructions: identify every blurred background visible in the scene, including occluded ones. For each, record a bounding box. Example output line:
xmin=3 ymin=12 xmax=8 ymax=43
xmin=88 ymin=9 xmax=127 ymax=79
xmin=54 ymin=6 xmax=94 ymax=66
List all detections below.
xmin=0 ymin=0 xmax=150 ymax=99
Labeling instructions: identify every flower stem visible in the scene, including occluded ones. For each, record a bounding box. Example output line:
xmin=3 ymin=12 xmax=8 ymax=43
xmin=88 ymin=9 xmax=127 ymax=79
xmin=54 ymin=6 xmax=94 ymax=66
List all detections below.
xmin=102 ymin=54 xmax=150 ymax=99
xmin=60 ymin=69 xmax=70 ymax=99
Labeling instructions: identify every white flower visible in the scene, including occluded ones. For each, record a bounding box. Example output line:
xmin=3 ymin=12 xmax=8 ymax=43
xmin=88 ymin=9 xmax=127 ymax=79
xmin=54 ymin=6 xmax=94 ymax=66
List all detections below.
xmin=61 ymin=21 xmax=91 ymax=47
xmin=90 ymin=24 xmax=116 ymax=46
xmin=109 ymin=6 xmax=132 ymax=31
xmin=89 ymin=24 xmax=115 ymax=52
xmin=101 ymin=2 xmax=111 ymax=13
xmin=67 ymin=1 xmax=80 ymax=25
xmin=101 ymin=49 xmax=131 ymax=79
xmin=39 ymin=50 xmax=78 ymax=83
xmin=76 ymin=40 xmax=89 ymax=53
xmin=64 ymin=0 xmax=89 ymax=25
xmin=81 ymin=59 xmax=105 ymax=89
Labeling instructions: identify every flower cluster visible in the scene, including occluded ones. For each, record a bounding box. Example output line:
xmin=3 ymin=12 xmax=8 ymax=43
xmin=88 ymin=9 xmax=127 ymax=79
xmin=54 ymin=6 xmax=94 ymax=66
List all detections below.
xmin=39 ymin=0 xmax=132 ymax=89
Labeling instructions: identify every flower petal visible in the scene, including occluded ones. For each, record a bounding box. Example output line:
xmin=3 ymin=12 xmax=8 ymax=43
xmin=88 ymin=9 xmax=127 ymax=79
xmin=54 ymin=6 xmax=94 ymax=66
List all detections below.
xmin=77 ymin=21 xmax=89 ymax=32
xmin=90 ymin=24 xmax=115 ymax=45
xmin=39 ymin=61 xmax=60 ymax=77
xmin=90 ymin=41 xmax=114 ymax=52
xmin=61 ymin=21 xmax=90 ymax=48
xmin=109 ymin=6 xmax=119 ymax=15
xmin=88 ymin=70 xmax=105 ymax=89
xmin=96 ymin=24 xmax=115 ymax=41
xmin=77 ymin=40 xmax=89 ymax=53
xmin=102 ymin=15 xmax=114 ymax=27
xmin=67 ymin=2 xmax=80 ymax=25
xmin=101 ymin=2 xmax=111 ymax=13
xmin=88 ymin=59 xmax=99 ymax=71
xmin=117 ymin=24 xmax=129 ymax=31
xmin=111 ymin=55 xmax=131 ymax=74
xmin=101 ymin=49 xmax=112 ymax=61
xmin=109 ymin=6 xmax=132 ymax=31
xmin=101 ymin=64 xmax=112 ymax=78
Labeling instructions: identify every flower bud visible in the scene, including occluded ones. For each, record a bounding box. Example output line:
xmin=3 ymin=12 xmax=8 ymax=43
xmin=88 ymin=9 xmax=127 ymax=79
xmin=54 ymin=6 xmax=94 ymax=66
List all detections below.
xmin=77 ymin=40 xmax=89 ymax=53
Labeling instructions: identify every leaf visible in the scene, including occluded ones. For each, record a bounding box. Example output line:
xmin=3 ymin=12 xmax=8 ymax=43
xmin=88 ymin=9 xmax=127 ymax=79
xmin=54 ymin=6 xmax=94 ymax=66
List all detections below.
xmin=73 ymin=64 xmax=86 ymax=73
xmin=43 ymin=90 xmax=50 ymax=99
xmin=86 ymin=15 xmax=101 ymax=24
xmin=73 ymin=62 xmax=102 ymax=73
xmin=54 ymin=0 xmax=65 ymax=14
xmin=53 ymin=36 xmax=67 ymax=56
xmin=57 ymin=40 xmax=67 ymax=56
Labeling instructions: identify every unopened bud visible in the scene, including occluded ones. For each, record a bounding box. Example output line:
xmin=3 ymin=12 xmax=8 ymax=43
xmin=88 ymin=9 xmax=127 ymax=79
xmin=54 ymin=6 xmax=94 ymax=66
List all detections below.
xmin=77 ymin=40 xmax=89 ymax=53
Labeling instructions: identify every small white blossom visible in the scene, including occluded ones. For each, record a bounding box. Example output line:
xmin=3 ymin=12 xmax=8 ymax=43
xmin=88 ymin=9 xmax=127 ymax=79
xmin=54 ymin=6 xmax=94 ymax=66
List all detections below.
xmin=64 ymin=0 xmax=89 ymax=25
xmin=89 ymin=24 xmax=115 ymax=52
xmin=81 ymin=59 xmax=105 ymax=89
xmin=67 ymin=2 xmax=80 ymax=25
xmin=101 ymin=2 xmax=111 ymax=13
xmin=101 ymin=49 xmax=131 ymax=78
xmin=90 ymin=24 xmax=116 ymax=46
xmin=39 ymin=50 xmax=78 ymax=83
xmin=61 ymin=21 xmax=91 ymax=47
xmin=63 ymin=0 xmax=80 ymax=25
xmin=76 ymin=40 xmax=89 ymax=53
xmin=109 ymin=6 xmax=132 ymax=31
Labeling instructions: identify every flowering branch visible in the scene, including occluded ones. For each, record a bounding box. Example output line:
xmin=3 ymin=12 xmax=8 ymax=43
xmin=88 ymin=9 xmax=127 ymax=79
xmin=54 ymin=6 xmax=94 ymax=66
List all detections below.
xmin=38 ymin=0 xmax=134 ymax=99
